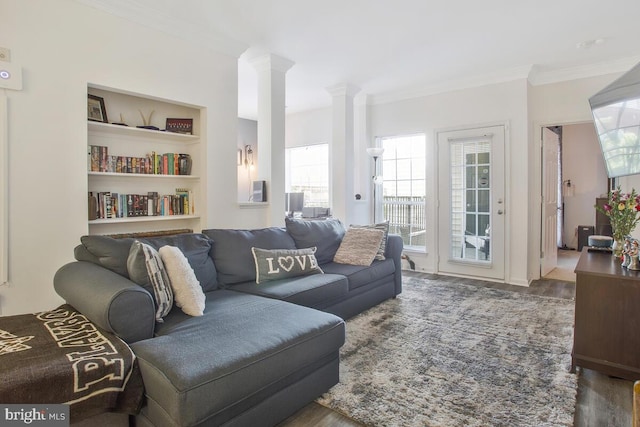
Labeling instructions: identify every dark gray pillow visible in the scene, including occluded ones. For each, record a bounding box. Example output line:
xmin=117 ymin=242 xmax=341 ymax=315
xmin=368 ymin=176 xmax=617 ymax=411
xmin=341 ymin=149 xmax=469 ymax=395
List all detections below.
xmin=141 ymin=234 xmax=218 ymax=292
xmin=251 ymin=247 xmax=323 ymax=284
xmin=285 ymin=218 xmax=346 ymax=264
xmin=78 ymin=236 xmax=136 ymax=278
xmin=127 ymin=241 xmax=174 ymax=322
xmin=203 ymin=228 xmax=296 ymax=285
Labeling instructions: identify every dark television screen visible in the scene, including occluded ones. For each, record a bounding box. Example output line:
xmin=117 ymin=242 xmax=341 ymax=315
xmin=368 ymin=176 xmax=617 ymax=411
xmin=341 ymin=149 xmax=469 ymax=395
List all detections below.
xmin=285 ymin=192 xmax=304 ymax=214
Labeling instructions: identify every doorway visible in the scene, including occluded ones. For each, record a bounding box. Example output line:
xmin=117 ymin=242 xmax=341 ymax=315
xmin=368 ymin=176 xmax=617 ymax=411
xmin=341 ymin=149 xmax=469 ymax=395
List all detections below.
xmin=540 ymin=122 xmax=608 ymax=280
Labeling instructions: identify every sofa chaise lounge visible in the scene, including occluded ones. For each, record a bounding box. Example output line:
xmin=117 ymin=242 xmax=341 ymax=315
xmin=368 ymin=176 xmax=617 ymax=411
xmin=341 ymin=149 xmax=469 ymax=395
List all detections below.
xmin=54 ymin=218 xmax=403 ymax=426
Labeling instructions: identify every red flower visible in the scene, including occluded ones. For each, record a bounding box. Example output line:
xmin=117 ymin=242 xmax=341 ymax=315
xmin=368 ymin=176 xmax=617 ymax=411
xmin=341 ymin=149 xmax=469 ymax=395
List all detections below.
xmin=603 ymin=204 xmax=612 ymax=212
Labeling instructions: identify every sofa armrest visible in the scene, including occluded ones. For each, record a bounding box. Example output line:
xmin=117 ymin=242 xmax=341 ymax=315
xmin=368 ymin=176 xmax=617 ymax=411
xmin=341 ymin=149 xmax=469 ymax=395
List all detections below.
xmin=385 ymin=234 xmax=403 ymax=296
xmin=54 ymin=261 xmax=155 ymax=343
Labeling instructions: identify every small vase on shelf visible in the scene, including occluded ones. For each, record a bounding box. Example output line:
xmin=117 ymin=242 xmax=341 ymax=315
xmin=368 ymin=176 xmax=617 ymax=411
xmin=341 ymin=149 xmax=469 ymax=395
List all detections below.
xmin=612 ymin=235 xmax=625 ymax=258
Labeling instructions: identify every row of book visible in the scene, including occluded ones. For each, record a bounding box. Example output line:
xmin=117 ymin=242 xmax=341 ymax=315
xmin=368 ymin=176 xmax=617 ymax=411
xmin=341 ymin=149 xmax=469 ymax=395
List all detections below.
xmin=88 ymin=188 xmax=193 ymax=220
xmin=88 ymin=145 xmax=193 ymax=175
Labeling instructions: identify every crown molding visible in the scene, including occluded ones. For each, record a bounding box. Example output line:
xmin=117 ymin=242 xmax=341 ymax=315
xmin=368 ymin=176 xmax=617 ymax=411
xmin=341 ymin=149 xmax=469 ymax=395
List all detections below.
xmin=75 ymin=0 xmax=248 ymax=58
xmin=371 ymin=65 xmax=533 ymax=106
xmin=326 ymin=83 xmax=361 ymax=98
xmin=527 ymin=55 xmax=640 ymax=86
xmin=247 ymin=53 xmax=295 ymax=74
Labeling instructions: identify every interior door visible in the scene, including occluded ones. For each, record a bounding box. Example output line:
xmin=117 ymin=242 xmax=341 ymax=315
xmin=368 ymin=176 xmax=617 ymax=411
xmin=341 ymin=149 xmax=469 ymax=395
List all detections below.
xmin=437 ymin=125 xmax=505 ymax=280
xmin=541 ymin=127 xmax=559 ymax=276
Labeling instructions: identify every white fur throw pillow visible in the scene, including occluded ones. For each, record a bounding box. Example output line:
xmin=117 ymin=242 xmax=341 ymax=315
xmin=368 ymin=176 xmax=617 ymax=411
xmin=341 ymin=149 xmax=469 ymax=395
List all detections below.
xmin=159 ymin=245 xmax=205 ymax=316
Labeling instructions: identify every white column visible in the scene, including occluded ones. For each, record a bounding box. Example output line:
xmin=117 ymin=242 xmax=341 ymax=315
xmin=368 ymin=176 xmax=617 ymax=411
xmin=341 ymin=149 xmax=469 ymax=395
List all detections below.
xmin=326 ymin=83 xmax=360 ymax=224
xmin=353 ymin=94 xmax=371 ymax=225
xmin=249 ymin=53 xmax=294 ymax=226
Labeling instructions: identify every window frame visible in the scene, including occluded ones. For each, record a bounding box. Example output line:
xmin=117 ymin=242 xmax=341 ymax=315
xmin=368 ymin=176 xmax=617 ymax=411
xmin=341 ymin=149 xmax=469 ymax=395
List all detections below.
xmin=378 ymin=133 xmax=427 ymax=252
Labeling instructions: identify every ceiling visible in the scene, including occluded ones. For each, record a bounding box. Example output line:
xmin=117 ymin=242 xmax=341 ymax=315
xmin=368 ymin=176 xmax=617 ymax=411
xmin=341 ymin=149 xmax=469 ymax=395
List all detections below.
xmin=82 ymin=0 xmax=640 ymax=120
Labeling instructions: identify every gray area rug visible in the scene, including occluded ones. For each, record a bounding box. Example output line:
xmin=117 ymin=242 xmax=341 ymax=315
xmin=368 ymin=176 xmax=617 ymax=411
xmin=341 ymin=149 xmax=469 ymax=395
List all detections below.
xmin=318 ymin=274 xmax=577 ymax=426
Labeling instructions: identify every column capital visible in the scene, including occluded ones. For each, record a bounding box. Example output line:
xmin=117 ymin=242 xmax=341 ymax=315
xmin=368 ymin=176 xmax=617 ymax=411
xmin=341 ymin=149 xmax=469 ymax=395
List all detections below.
xmin=248 ymin=53 xmax=295 ymax=74
xmin=326 ymin=83 xmax=360 ymax=98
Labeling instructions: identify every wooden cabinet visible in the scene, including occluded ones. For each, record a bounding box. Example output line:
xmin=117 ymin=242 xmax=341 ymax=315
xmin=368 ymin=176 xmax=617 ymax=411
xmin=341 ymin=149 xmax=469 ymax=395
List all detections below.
xmin=87 ymin=85 xmax=204 ymax=235
xmin=572 ymin=249 xmax=640 ymax=380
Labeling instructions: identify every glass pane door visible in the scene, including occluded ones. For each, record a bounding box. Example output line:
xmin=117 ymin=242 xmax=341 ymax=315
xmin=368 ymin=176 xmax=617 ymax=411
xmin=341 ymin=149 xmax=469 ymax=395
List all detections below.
xmin=450 ymin=139 xmax=491 ymax=263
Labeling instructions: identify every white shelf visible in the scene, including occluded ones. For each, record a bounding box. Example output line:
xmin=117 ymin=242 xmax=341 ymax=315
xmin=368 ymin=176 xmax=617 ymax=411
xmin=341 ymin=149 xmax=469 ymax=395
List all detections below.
xmin=238 ymin=202 xmax=270 ymax=209
xmin=87 ymin=86 xmax=203 ymax=235
xmin=88 ymin=120 xmax=198 ymax=143
xmin=89 ymin=215 xmax=200 ymax=225
xmin=88 ymin=172 xmax=199 ymax=179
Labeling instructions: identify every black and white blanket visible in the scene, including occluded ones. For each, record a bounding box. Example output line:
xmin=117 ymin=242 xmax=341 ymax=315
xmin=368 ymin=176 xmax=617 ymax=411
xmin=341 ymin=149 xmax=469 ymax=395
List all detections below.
xmin=0 ymin=304 xmax=144 ymax=422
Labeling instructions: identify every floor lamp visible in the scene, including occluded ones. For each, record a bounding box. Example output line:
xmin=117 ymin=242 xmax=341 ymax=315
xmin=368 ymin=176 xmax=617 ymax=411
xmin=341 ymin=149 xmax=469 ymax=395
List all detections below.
xmin=366 ymin=147 xmax=384 ymax=222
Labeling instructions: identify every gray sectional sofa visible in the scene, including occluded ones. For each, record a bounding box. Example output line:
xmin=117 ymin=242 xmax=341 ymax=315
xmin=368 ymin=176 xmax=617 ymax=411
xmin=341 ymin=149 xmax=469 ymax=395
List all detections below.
xmin=54 ymin=218 xmax=403 ymax=426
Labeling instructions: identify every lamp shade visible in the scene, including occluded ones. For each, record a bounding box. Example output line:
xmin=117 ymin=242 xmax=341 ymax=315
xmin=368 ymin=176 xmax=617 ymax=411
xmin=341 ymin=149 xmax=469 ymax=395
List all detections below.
xmin=366 ymin=147 xmax=384 ymax=158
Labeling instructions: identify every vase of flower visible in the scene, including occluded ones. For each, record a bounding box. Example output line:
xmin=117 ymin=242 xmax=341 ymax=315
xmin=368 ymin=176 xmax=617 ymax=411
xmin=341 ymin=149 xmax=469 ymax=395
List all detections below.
xmin=595 ymin=186 xmax=640 ymax=258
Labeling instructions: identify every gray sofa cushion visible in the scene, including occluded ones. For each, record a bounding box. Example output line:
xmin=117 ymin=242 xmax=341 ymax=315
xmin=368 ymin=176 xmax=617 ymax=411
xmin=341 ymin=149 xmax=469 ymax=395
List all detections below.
xmin=231 ymin=274 xmax=348 ymax=309
xmin=321 ymin=258 xmax=396 ymax=290
xmin=77 ymin=234 xmax=218 ymax=291
xmin=76 ymin=236 xmax=135 ymax=278
xmin=142 ymin=234 xmax=218 ymax=292
xmin=203 ymin=228 xmax=296 ymax=285
xmin=132 ymin=290 xmax=345 ymax=426
xmin=285 ymin=218 xmax=346 ymax=264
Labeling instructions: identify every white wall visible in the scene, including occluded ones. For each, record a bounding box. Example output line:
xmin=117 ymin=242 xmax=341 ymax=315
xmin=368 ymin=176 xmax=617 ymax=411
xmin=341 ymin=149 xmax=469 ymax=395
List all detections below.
xmin=288 ymin=73 xmax=628 ymax=285
xmin=288 ymin=80 xmax=529 ymax=283
xmin=370 ymin=80 xmax=530 ymax=285
xmin=561 ymin=123 xmax=608 ymax=249
xmin=528 ymin=72 xmax=623 ymax=279
xmin=286 ymin=107 xmax=332 ymax=148
xmin=0 ymin=0 xmax=251 ymax=315
xmin=286 ymin=105 xmax=370 ymax=225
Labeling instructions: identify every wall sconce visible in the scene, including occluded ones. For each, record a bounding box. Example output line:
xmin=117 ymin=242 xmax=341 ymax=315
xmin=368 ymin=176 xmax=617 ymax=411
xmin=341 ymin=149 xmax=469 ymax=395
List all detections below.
xmin=244 ymin=145 xmax=254 ymax=169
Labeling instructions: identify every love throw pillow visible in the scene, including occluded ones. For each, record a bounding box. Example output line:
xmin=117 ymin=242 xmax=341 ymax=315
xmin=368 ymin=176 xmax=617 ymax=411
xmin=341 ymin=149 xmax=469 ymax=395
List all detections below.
xmin=251 ymin=247 xmax=323 ymax=284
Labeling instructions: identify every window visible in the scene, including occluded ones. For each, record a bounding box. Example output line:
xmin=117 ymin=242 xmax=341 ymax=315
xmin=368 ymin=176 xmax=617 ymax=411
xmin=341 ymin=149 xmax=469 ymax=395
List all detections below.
xmin=285 ymin=144 xmax=329 ymax=208
xmin=380 ymin=134 xmax=426 ymax=250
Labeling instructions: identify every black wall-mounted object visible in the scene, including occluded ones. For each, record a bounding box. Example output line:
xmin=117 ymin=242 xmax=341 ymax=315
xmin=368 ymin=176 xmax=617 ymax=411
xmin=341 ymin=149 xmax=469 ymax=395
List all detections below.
xmin=252 ymin=180 xmax=266 ymax=202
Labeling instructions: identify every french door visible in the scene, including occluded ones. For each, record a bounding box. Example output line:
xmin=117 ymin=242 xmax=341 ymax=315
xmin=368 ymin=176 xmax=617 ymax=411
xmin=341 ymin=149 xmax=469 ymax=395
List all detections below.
xmin=437 ymin=125 xmax=506 ymax=280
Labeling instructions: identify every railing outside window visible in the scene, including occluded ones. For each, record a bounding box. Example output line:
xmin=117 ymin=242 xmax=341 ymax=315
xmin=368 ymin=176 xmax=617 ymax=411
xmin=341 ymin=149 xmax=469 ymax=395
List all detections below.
xmin=383 ymin=196 xmax=426 ymax=248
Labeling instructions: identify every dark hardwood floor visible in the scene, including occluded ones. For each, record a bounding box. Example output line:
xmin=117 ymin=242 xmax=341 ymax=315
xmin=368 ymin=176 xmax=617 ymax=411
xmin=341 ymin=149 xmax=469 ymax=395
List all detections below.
xmin=279 ymin=273 xmax=634 ymax=427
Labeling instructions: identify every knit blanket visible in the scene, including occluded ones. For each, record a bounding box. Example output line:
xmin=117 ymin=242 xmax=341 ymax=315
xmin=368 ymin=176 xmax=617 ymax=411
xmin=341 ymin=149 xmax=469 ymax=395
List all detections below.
xmin=0 ymin=304 xmax=144 ymax=422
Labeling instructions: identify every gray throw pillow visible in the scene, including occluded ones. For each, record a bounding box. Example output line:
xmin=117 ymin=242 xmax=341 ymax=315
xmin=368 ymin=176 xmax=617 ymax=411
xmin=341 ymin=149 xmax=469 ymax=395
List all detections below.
xmin=203 ymin=228 xmax=297 ymax=285
xmin=127 ymin=241 xmax=174 ymax=322
xmin=251 ymin=247 xmax=323 ymax=284
xmin=285 ymin=218 xmax=346 ymax=264
xmin=351 ymin=221 xmax=389 ymax=260
xmin=333 ymin=227 xmax=385 ymax=266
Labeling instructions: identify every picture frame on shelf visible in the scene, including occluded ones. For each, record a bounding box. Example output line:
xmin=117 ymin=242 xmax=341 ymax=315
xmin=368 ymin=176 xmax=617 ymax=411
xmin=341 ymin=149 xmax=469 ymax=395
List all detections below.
xmin=88 ymin=94 xmax=108 ymax=123
xmin=166 ymin=118 xmax=193 ymax=135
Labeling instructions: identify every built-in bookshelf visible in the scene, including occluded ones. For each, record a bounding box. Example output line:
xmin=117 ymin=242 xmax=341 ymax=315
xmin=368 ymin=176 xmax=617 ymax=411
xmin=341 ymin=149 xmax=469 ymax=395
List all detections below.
xmin=87 ymin=85 xmax=204 ymax=235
